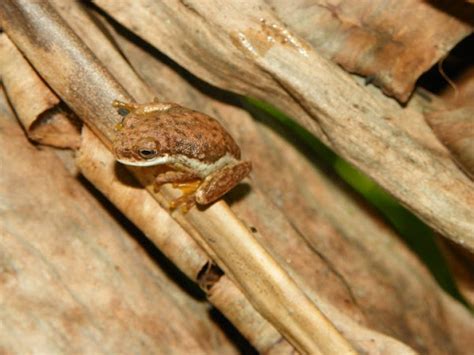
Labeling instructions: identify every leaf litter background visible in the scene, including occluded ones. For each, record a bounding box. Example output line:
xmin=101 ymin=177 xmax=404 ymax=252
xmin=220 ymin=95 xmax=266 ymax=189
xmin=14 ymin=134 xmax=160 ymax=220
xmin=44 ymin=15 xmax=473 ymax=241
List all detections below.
xmin=0 ymin=0 xmax=473 ymax=354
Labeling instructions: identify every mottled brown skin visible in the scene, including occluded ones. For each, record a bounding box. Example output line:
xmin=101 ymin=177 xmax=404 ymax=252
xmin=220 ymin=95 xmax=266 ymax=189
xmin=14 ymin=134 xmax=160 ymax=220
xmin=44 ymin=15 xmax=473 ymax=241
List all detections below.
xmin=112 ymin=100 xmax=251 ymax=208
xmin=115 ymin=103 xmax=241 ymax=163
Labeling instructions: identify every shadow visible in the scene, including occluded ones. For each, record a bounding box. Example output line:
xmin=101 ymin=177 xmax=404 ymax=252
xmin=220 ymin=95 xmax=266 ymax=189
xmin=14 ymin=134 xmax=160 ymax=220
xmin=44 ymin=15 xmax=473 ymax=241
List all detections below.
xmin=193 ymin=183 xmax=251 ymax=212
xmin=113 ymin=162 xmax=143 ymax=188
xmin=208 ymin=307 xmax=258 ymax=355
xmin=426 ymin=0 xmax=474 ymax=26
xmin=223 ymin=182 xmax=252 ymax=206
xmin=113 ymin=162 xmax=171 ymax=188
xmin=417 ymin=33 xmax=473 ymax=94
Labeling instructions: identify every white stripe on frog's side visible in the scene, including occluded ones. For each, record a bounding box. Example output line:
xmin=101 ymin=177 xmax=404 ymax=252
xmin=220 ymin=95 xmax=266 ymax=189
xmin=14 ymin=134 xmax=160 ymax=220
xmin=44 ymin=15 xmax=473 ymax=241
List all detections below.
xmin=117 ymin=152 xmax=238 ymax=177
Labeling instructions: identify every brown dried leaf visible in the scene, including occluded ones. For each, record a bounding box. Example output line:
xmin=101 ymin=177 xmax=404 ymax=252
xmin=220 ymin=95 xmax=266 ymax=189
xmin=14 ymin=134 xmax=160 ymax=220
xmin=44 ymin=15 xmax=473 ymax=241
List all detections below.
xmin=426 ymin=106 xmax=474 ymax=179
xmin=0 ymin=33 xmax=81 ymax=149
xmin=2 ymin=1 xmax=473 ymax=353
xmin=269 ymin=0 xmax=474 ymax=101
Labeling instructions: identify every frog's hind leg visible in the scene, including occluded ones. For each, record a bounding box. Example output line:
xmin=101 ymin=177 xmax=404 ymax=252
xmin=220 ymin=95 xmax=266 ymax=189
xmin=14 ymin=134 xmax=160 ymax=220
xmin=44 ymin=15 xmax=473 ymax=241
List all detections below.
xmin=195 ymin=161 xmax=252 ymax=205
xmin=154 ymin=170 xmax=200 ymax=189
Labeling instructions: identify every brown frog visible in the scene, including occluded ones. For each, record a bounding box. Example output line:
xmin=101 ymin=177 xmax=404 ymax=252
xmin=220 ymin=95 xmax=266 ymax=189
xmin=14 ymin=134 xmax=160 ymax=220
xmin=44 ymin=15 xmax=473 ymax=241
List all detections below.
xmin=112 ymin=100 xmax=252 ymax=209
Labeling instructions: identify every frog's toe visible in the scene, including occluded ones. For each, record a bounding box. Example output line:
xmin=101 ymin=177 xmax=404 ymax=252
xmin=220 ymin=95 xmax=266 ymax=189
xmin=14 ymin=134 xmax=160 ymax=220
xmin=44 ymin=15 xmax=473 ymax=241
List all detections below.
xmin=168 ymin=179 xmax=201 ymax=212
xmin=169 ymin=193 xmax=196 ymax=213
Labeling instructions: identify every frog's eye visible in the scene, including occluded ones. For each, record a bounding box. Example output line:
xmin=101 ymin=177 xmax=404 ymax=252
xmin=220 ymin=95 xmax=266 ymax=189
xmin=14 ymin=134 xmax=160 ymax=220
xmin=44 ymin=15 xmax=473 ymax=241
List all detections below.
xmin=138 ymin=149 xmax=158 ymax=159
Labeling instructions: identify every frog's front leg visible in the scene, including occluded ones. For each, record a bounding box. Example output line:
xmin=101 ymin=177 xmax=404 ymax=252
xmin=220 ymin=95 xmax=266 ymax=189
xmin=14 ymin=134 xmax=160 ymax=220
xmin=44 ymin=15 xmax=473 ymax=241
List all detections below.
xmin=112 ymin=100 xmax=140 ymax=113
xmin=195 ymin=161 xmax=252 ymax=205
xmin=154 ymin=170 xmax=200 ymax=187
xmin=154 ymin=170 xmax=201 ymax=211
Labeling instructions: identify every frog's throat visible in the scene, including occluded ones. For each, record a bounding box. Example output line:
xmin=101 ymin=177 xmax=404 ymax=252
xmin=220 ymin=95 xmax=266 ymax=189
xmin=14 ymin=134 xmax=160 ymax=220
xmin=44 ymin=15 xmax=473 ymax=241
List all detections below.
xmin=117 ymin=153 xmax=238 ymax=177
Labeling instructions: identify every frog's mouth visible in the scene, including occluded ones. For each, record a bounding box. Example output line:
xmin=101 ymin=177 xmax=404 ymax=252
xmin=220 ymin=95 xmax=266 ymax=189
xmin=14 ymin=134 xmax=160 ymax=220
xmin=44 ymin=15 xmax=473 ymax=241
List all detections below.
xmin=117 ymin=152 xmax=238 ymax=177
xmin=117 ymin=155 xmax=172 ymax=167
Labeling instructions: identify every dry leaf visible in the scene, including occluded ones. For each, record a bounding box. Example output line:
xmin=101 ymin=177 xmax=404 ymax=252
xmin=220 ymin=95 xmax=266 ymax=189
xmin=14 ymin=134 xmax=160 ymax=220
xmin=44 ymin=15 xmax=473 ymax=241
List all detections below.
xmin=0 ymin=33 xmax=81 ymax=148
xmin=426 ymin=106 xmax=474 ymax=179
xmin=269 ymin=0 xmax=474 ymax=101
xmin=1 ymin=1 xmax=473 ymax=354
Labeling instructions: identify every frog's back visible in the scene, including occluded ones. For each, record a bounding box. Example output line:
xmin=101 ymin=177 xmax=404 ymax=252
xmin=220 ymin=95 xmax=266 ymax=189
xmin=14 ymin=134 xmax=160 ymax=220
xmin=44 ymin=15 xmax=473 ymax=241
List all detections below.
xmin=147 ymin=106 xmax=241 ymax=162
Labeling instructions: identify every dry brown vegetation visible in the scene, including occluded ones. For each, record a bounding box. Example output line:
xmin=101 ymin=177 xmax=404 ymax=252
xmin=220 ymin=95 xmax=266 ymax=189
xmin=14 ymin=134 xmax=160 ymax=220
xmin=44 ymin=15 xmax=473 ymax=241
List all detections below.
xmin=0 ymin=1 xmax=473 ymax=354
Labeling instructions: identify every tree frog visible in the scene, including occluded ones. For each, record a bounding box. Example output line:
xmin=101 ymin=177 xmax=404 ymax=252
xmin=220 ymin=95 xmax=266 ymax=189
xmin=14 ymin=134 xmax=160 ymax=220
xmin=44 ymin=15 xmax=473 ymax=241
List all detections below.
xmin=112 ymin=100 xmax=252 ymax=209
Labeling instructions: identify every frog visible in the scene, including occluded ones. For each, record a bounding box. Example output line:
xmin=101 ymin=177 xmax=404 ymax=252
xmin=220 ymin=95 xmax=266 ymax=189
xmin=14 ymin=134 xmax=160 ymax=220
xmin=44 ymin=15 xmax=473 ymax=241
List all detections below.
xmin=112 ymin=99 xmax=252 ymax=209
